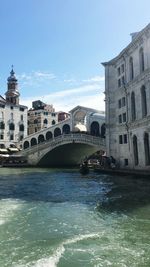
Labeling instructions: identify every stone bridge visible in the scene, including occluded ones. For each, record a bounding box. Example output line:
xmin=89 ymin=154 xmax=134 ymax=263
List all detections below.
xmin=21 ymin=106 xmax=106 ymax=166
xmin=21 ymin=133 xmax=106 ymax=166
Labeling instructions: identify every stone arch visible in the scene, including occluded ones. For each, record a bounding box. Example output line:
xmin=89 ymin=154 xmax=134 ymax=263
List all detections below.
xmin=46 ymin=131 xmax=53 ymax=140
xmin=133 ymin=135 xmax=139 ymax=166
xmin=62 ymin=124 xmax=70 ymax=134
xmin=38 ymin=134 xmax=45 ymax=144
xmin=131 ymin=91 xmax=136 ymax=121
xmin=141 ymin=85 xmax=147 ymax=117
xmin=90 ymin=121 xmax=100 ymax=136
xmin=144 ymin=132 xmax=150 ymax=165
xmin=54 ymin=127 xmax=61 ymax=137
xmin=129 ymin=57 xmax=134 ymax=80
xmin=101 ymin=123 xmax=106 ymax=138
xmin=24 ymin=141 xmax=29 ymax=149
xmin=139 ymin=47 xmax=144 ymax=72
xmin=31 ymin=137 xmax=37 ymax=147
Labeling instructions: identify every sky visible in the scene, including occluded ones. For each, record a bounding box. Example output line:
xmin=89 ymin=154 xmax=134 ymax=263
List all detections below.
xmin=0 ymin=0 xmax=150 ymax=112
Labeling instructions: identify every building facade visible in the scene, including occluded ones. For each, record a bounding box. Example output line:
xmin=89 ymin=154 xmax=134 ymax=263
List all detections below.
xmin=0 ymin=67 xmax=28 ymax=149
xmin=103 ymin=23 xmax=150 ymax=170
xmin=28 ymin=100 xmax=58 ymax=135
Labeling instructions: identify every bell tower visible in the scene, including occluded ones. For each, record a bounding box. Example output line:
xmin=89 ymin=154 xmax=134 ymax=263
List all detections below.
xmin=5 ymin=65 xmax=20 ymax=105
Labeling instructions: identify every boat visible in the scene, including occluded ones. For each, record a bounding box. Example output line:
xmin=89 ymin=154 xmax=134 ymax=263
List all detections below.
xmin=79 ymin=163 xmax=89 ymax=175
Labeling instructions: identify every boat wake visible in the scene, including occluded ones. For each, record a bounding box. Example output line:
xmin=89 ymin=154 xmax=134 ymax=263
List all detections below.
xmin=16 ymin=233 xmax=100 ymax=267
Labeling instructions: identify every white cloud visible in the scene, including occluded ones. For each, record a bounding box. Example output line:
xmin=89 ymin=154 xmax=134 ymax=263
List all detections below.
xmin=83 ymin=75 xmax=105 ymax=83
xmin=20 ymin=83 xmax=105 ymax=112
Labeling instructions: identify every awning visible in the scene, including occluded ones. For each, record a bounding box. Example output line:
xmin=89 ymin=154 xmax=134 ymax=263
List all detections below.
xmin=8 ymin=148 xmax=19 ymax=152
xmin=0 ymin=149 xmax=8 ymax=153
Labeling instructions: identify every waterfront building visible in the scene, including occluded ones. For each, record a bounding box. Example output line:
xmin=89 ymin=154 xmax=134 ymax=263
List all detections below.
xmin=28 ymin=100 xmax=58 ymax=135
xmin=102 ymin=23 xmax=150 ymax=170
xmin=0 ymin=67 xmax=28 ymax=150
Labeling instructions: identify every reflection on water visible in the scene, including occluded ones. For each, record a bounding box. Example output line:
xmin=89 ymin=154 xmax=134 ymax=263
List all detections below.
xmin=0 ymin=168 xmax=150 ymax=267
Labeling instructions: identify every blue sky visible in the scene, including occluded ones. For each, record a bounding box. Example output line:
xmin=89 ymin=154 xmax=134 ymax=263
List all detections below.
xmin=0 ymin=0 xmax=150 ymax=111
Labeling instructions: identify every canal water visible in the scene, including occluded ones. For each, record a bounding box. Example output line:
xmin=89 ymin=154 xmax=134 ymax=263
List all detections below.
xmin=0 ymin=168 xmax=150 ymax=267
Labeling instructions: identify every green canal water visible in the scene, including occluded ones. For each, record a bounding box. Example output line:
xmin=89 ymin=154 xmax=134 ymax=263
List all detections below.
xmin=0 ymin=168 xmax=150 ymax=267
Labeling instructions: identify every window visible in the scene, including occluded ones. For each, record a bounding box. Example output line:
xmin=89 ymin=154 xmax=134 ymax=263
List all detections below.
xmin=52 ymin=120 xmax=56 ymax=125
xmin=117 ymin=67 xmax=121 ymax=76
xmin=34 ymin=119 xmax=38 ymax=124
xmin=9 ymin=123 xmax=15 ymax=131
xmin=118 ymin=115 xmax=122 ymax=124
xmin=131 ymin=92 xmax=136 ymax=121
xmin=124 ymin=159 xmax=128 ymax=166
xmin=119 ymin=135 xmax=123 ymax=144
xmin=0 ymin=121 xmax=5 ymax=129
xmin=20 ymin=135 xmax=24 ymax=141
xmin=139 ymin=47 xmax=144 ymax=73
xmin=10 ymin=106 xmax=14 ymax=110
xmin=19 ymin=124 xmax=24 ymax=131
xmin=129 ymin=57 xmax=134 ymax=80
xmin=133 ymin=135 xmax=139 ymax=165
xmin=144 ymin=132 xmax=150 ymax=165
xmin=123 ymin=113 xmax=126 ymax=122
xmin=20 ymin=115 xmax=23 ymax=121
xmin=122 ymin=97 xmax=126 ymax=107
xmin=118 ymin=79 xmax=121 ymax=88
xmin=124 ymin=134 xmax=127 ymax=143
xmin=121 ymin=64 xmax=124 ymax=73
xmin=10 ymin=134 xmax=14 ymax=140
xmin=141 ymin=85 xmax=147 ymax=118
xmin=20 ymin=107 xmax=24 ymax=112
xmin=43 ymin=119 xmax=48 ymax=124
xmin=0 ymin=134 xmax=4 ymax=140
xmin=118 ymin=99 xmax=122 ymax=108
xmin=122 ymin=76 xmax=125 ymax=86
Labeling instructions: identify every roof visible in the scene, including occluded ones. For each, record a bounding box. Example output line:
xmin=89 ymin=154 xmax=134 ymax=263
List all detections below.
xmin=102 ymin=23 xmax=150 ymax=66
xmin=69 ymin=105 xmax=105 ymax=114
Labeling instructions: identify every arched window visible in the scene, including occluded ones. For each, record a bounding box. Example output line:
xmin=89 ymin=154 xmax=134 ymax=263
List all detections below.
xmin=43 ymin=119 xmax=48 ymax=124
xmin=31 ymin=138 xmax=37 ymax=146
xmin=133 ymin=135 xmax=139 ymax=166
xmin=46 ymin=131 xmax=53 ymax=140
xmin=141 ymin=85 xmax=147 ymax=117
xmin=52 ymin=120 xmax=56 ymax=125
xmin=139 ymin=47 xmax=144 ymax=73
xmin=144 ymin=132 xmax=150 ymax=165
xmin=34 ymin=119 xmax=38 ymax=124
xmin=90 ymin=121 xmax=100 ymax=136
xmin=129 ymin=57 xmax=134 ymax=80
xmin=54 ymin=127 xmax=61 ymax=137
xmin=24 ymin=141 xmax=29 ymax=149
xmin=38 ymin=134 xmax=45 ymax=144
xmin=131 ymin=92 xmax=136 ymax=121
xmin=19 ymin=124 xmax=24 ymax=131
xmin=62 ymin=124 xmax=70 ymax=134
xmin=9 ymin=123 xmax=15 ymax=131
xmin=101 ymin=123 xmax=106 ymax=138
xmin=0 ymin=121 xmax=5 ymax=129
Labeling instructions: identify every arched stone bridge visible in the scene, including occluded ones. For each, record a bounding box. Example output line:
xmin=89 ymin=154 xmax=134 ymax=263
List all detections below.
xmin=21 ymin=133 xmax=106 ymax=166
xmin=21 ymin=106 xmax=106 ymax=166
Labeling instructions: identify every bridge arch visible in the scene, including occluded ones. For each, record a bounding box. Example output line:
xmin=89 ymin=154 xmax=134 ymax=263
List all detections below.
xmin=24 ymin=140 xmax=29 ymax=149
xmin=90 ymin=121 xmax=100 ymax=136
xmin=38 ymin=134 xmax=45 ymax=144
xmin=46 ymin=131 xmax=53 ymax=140
xmin=31 ymin=137 xmax=37 ymax=146
xmin=54 ymin=127 xmax=61 ymax=137
xmin=62 ymin=124 xmax=70 ymax=134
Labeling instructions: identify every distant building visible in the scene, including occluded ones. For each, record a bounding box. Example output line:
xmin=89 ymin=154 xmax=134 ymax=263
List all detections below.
xmin=102 ymin=23 xmax=150 ymax=170
xmin=0 ymin=67 xmax=28 ymax=150
xmin=28 ymin=100 xmax=58 ymax=135
xmin=58 ymin=111 xmax=70 ymax=122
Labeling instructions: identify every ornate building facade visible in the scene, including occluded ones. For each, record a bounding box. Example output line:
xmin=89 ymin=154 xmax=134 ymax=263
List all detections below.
xmin=103 ymin=23 xmax=150 ymax=170
xmin=0 ymin=67 xmax=28 ymax=149
xmin=28 ymin=100 xmax=59 ymax=135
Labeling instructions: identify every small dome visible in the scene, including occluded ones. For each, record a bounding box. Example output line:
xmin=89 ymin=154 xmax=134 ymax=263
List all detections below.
xmin=7 ymin=66 xmax=17 ymax=82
